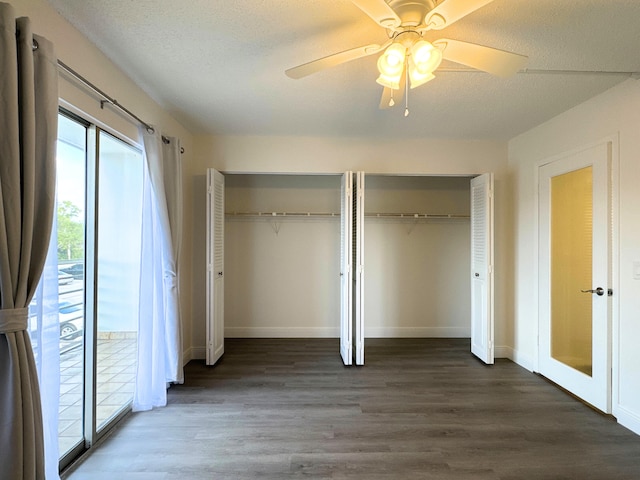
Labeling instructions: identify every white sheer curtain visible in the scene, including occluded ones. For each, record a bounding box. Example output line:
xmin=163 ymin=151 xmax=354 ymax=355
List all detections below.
xmin=29 ymin=216 xmax=60 ymax=480
xmin=133 ymin=127 xmax=183 ymax=411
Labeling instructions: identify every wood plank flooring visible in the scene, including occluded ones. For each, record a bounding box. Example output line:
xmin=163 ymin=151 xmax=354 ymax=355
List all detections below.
xmin=64 ymin=338 xmax=640 ymax=479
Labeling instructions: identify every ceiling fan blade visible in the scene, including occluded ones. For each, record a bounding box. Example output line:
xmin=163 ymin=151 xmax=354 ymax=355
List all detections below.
xmin=433 ymin=39 xmax=528 ymax=77
xmin=286 ymin=43 xmax=385 ymax=79
xmin=351 ymin=0 xmax=401 ymax=28
xmin=425 ymin=0 xmax=495 ymax=30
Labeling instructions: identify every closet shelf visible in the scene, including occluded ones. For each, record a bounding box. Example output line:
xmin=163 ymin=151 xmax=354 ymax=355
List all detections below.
xmin=225 ymin=212 xmax=469 ymax=220
xmin=365 ymin=213 xmax=470 ymax=220
xmin=226 ymin=211 xmax=339 ymax=218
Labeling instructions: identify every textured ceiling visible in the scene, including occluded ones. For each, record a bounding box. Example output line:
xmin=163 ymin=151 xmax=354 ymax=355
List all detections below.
xmin=46 ymin=0 xmax=640 ymax=140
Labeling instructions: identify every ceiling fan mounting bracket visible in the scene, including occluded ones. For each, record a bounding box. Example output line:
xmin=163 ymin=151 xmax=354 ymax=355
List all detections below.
xmin=388 ymin=0 xmax=436 ymax=28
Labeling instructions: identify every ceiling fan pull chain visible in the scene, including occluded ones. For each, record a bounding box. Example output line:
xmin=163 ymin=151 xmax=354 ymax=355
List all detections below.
xmin=404 ymin=60 xmax=410 ymax=117
xmin=389 ymin=89 xmax=395 ymax=107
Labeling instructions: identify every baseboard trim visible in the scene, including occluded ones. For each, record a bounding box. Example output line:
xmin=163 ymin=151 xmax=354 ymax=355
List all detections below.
xmin=225 ymin=327 xmax=340 ymax=338
xmin=189 ymin=346 xmax=206 ymax=360
xmin=182 ymin=347 xmax=193 ymax=366
xmin=365 ymin=327 xmax=470 ymax=338
xmin=508 ymin=347 xmax=535 ymax=372
xmin=614 ymin=405 xmax=640 ymax=436
xmin=225 ymin=327 xmax=470 ymax=338
xmin=494 ymin=345 xmax=512 ymax=360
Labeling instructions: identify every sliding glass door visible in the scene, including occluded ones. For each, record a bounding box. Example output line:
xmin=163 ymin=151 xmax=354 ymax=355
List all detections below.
xmin=95 ymin=130 xmax=142 ymax=431
xmin=33 ymin=110 xmax=144 ymax=467
xmin=56 ymin=113 xmax=87 ymax=457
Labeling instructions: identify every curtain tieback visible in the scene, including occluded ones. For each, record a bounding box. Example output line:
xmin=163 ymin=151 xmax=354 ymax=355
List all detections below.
xmin=0 ymin=308 xmax=29 ymax=334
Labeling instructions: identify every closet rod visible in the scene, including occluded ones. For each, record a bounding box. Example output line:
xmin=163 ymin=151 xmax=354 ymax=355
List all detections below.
xmin=226 ymin=211 xmax=339 ymax=218
xmin=365 ymin=213 xmax=470 ymax=219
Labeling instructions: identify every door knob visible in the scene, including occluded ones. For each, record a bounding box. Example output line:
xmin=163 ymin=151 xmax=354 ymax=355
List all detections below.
xmin=581 ymin=287 xmax=604 ymax=296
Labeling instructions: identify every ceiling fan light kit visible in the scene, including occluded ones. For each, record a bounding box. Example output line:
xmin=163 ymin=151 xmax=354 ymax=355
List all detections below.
xmin=376 ymin=42 xmax=406 ymax=89
xmin=285 ymin=0 xmax=529 ymax=112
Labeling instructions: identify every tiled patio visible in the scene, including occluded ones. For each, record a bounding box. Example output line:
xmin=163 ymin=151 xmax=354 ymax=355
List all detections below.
xmin=58 ymin=336 xmax=137 ymax=456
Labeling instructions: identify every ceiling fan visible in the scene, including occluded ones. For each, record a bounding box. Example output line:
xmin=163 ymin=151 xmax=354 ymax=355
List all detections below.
xmin=285 ymin=0 xmax=528 ymax=110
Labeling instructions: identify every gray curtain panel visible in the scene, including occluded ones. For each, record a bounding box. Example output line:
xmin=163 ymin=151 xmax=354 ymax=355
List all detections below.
xmin=0 ymin=3 xmax=58 ymax=479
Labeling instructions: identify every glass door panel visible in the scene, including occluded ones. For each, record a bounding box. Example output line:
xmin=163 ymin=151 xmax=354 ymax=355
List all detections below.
xmin=95 ymin=131 xmax=143 ymax=431
xmin=550 ymin=166 xmax=593 ymax=376
xmin=56 ymin=114 xmax=87 ymax=457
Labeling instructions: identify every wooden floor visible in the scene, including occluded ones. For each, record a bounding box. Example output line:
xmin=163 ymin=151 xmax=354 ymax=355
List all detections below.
xmin=65 ymin=338 xmax=640 ymax=479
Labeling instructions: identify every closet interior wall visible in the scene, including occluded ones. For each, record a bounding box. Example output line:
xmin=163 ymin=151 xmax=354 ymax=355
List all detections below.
xmin=224 ymin=174 xmax=341 ymax=337
xmin=364 ymin=175 xmax=472 ymax=338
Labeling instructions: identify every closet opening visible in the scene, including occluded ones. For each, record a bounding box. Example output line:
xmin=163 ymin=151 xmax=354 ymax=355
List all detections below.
xmin=199 ymin=171 xmax=493 ymax=366
xmin=223 ymin=174 xmax=343 ymax=339
xmin=363 ymin=175 xmax=473 ymax=340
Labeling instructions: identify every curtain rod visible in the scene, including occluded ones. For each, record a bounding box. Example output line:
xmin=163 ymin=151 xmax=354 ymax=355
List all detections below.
xmin=32 ymin=40 xmax=184 ymax=153
xmin=57 ymin=59 xmax=185 ymax=154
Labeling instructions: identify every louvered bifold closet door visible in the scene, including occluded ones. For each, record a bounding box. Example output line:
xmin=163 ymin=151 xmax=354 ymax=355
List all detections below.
xmin=353 ymin=172 xmax=365 ymax=365
xmin=340 ymin=172 xmax=354 ymax=365
xmin=470 ymin=173 xmax=494 ymax=364
xmin=206 ymin=169 xmax=225 ymax=365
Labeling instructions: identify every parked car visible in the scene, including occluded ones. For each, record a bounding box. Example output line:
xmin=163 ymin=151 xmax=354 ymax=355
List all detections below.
xmin=59 ymin=263 xmax=84 ymax=280
xmin=58 ymin=271 xmax=74 ymax=285
xmin=59 ymin=301 xmax=84 ymax=340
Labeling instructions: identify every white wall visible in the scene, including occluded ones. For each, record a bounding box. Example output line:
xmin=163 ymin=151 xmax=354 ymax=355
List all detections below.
xmin=508 ymin=79 xmax=640 ymax=434
xmin=192 ymin=136 xmax=511 ymax=356
xmin=11 ymin=0 xmax=196 ymax=363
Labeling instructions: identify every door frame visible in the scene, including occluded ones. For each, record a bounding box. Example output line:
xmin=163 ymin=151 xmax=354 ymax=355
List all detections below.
xmin=533 ymin=136 xmax=620 ymax=414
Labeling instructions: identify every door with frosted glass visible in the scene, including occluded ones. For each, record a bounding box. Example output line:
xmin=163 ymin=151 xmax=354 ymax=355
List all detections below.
xmin=538 ymin=142 xmax=611 ymax=413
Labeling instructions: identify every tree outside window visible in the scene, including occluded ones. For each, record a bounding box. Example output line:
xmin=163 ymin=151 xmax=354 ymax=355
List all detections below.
xmin=57 ymin=200 xmax=83 ymax=261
